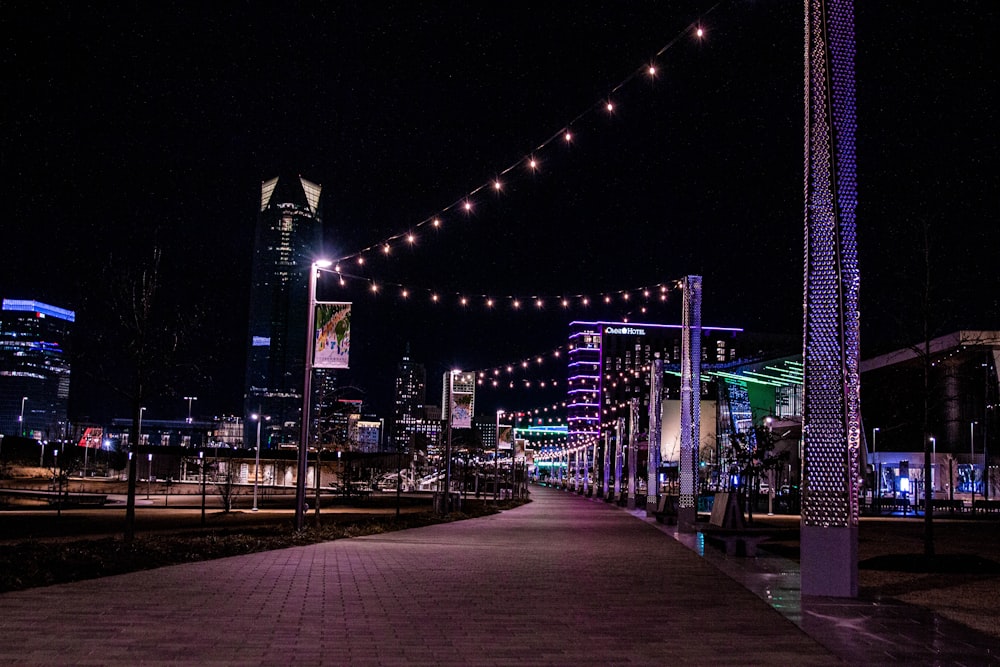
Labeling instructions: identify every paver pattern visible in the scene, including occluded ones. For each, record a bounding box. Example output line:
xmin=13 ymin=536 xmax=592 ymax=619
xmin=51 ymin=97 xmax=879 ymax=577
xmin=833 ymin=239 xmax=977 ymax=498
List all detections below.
xmin=1 ymin=485 xmax=996 ymax=665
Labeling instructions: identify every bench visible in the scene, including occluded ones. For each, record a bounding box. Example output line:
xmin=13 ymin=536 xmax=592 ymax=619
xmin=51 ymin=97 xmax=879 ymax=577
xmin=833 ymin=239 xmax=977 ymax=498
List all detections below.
xmin=653 ymin=495 xmax=678 ymax=525
xmin=696 ymin=491 xmax=772 ymax=557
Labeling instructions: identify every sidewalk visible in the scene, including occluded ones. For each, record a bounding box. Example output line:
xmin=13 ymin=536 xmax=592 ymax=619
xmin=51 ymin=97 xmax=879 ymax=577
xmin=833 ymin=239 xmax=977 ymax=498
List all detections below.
xmin=0 ymin=484 xmax=996 ymax=665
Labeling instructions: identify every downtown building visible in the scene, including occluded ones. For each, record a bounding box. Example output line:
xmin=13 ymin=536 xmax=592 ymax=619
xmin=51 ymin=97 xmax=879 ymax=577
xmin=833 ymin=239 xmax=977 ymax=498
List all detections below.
xmin=0 ymin=299 xmax=74 ymax=441
xmin=244 ymin=176 xmax=325 ymax=447
xmin=391 ymin=353 xmax=443 ymax=454
xmin=566 ymin=320 xmax=795 ymax=447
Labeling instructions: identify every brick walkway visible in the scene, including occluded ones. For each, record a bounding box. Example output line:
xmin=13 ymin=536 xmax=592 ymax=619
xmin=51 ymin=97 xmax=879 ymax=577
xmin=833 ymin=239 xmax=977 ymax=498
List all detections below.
xmin=0 ymin=485 xmax=996 ymax=665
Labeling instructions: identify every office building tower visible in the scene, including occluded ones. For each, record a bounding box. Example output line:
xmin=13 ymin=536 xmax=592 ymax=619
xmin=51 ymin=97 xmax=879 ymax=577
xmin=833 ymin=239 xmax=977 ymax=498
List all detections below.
xmin=0 ymin=299 xmax=74 ymax=441
xmin=245 ymin=176 xmax=323 ymax=446
xmin=392 ymin=352 xmax=426 ymax=449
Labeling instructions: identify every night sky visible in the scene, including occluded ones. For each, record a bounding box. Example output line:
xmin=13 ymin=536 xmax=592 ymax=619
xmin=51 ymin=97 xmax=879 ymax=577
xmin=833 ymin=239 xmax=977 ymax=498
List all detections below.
xmin=3 ymin=1 xmax=997 ymax=424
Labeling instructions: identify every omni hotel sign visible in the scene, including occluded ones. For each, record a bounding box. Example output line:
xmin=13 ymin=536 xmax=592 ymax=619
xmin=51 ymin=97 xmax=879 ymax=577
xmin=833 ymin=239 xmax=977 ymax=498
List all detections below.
xmin=604 ymin=326 xmax=646 ymax=336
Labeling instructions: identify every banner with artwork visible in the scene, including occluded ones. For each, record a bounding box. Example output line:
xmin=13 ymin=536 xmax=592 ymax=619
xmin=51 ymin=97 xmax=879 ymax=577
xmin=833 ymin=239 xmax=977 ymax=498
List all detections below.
xmin=313 ymin=302 xmax=351 ymax=369
xmin=448 ymin=371 xmax=475 ymax=428
xmin=450 ymin=391 xmax=473 ymax=428
xmin=497 ymin=424 xmax=513 ymax=450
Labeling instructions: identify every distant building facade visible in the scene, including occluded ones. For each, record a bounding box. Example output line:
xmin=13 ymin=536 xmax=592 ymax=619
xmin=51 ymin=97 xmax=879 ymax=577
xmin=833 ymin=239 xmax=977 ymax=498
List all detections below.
xmin=391 ymin=353 xmax=429 ymax=450
xmin=244 ymin=176 xmax=324 ymax=447
xmin=860 ymin=330 xmax=999 ymax=498
xmin=566 ymin=320 xmax=749 ymax=448
xmin=0 ymin=299 xmax=74 ymax=441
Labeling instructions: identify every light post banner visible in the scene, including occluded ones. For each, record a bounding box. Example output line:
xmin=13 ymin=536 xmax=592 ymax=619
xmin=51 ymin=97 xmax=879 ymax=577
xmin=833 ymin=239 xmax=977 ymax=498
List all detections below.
xmin=498 ymin=424 xmax=513 ymax=450
xmin=313 ymin=302 xmax=352 ymax=369
xmin=448 ymin=371 xmax=475 ymax=428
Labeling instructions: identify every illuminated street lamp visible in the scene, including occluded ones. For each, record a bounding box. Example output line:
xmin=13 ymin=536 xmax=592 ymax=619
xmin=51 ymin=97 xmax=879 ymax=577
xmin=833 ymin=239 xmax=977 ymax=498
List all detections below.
xmin=296 ymin=259 xmax=333 ymax=531
xmin=184 ymin=396 xmax=198 ymax=424
xmin=138 ymin=407 xmax=146 ymax=448
xmin=19 ymin=396 xmax=27 ymax=437
xmin=251 ymin=411 xmax=270 ymax=511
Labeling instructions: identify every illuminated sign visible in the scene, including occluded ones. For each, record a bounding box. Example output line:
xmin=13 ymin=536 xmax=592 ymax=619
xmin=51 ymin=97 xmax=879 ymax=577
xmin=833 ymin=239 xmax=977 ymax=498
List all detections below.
xmin=604 ymin=326 xmax=646 ymax=336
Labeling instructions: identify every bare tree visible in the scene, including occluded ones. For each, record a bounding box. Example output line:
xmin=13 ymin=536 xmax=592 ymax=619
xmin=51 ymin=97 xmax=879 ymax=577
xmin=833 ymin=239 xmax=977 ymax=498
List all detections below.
xmin=213 ymin=459 xmax=243 ymax=513
xmin=78 ymin=244 xmax=209 ymax=542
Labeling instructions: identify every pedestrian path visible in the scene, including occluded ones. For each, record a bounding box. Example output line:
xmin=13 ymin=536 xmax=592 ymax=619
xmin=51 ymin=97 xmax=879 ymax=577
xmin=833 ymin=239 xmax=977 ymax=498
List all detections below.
xmin=0 ymin=485 xmax=995 ymax=665
xmin=627 ymin=505 xmax=1000 ymax=665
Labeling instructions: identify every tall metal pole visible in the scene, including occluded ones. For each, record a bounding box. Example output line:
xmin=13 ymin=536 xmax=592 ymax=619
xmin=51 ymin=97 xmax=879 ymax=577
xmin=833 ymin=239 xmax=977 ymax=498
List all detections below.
xmin=613 ymin=417 xmax=624 ymax=503
xmin=184 ymin=396 xmax=197 ymax=424
xmin=646 ymin=358 xmax=663 ymax=515
xmin=627 ymin=398 xmax=639 ymax=510
xmin=19 ymin=396 xmax=27 ymax=437
xmin=802 ymin=0 xmax=861 ymax=597
xmin=678 ymin=275 xmax=702 ymax=531
xmin=871 ymin=427 xmax=879 ymax=500
xmin=199 ymin=450 xmax=206 ymax=525
xmin=970 ymin=421 xmax=977 ymax=505
xmin=252 ymin=410 xmax=264 ymax=511
xmin=296 ymin=262 xmax=321 ymax=531
xmin=494 ymin=411 xmax=501 ymax=503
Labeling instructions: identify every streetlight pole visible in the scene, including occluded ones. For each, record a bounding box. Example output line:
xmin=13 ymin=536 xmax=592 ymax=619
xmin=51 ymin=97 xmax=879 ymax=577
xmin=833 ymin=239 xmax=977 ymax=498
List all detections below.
xmin=930 ymin=436 xmax=936 ymax=499
xmin=252 ymin=411 xmax=269 ymax=511
xmin=19 ymin=396 xmax=27 ymax=437
xmin=184 ymin=396 xmax=198 ymax=424
xmin=872 ymin=427 xmax=880 ymax=500
xmin=970 ymin=421 xmax=978 ymax=505
xmin=296 ymin=259 xmax=331 ymax=531
xmin=199 ymin=450 xmax=206 ymax=525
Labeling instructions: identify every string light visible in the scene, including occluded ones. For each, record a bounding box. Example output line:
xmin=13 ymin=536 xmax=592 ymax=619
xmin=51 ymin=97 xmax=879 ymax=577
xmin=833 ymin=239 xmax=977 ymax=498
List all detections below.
xmin=328 ymin=269 xmax=681 ymax=312
xmin=330 ymin=9 xmax=718 ymax=267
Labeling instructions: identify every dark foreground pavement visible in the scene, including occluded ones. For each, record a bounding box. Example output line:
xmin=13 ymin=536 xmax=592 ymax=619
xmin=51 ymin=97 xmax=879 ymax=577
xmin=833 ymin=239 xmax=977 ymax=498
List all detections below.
xmin=0 ymin=485 xmax=996 ymax=666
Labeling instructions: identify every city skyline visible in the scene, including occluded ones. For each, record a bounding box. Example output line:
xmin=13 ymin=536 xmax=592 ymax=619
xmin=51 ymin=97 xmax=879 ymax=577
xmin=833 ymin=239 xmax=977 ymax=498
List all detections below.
xmin=2 ymin=2 xmax=996 ymax=423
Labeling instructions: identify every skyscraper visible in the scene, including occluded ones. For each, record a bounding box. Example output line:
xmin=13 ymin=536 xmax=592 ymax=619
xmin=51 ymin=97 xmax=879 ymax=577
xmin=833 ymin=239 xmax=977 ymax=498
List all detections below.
xmin=392 ymin=352 xmax=426 ymax=449
xmin=245 ymin=176 xmax=324 ymax=446
xmin=0 ymin=299 xmax=74 ymax=440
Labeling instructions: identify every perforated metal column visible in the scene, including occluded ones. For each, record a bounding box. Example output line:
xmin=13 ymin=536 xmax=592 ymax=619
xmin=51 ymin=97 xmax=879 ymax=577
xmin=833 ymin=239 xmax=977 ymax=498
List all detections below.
xmin=602 ymin=431 xmax=611 ymax=498
xmin=627 ymin=398 xmax=639 ymax=509
xmin=646 ymin=359 xmax=663 ymax=515
xmin=614 ymin=417 xmax=624 ymax=502
xmin=678 ymin=275 xmax=702 ymax=531
xmin=802 ymin=0 xmax=860 ymax=597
